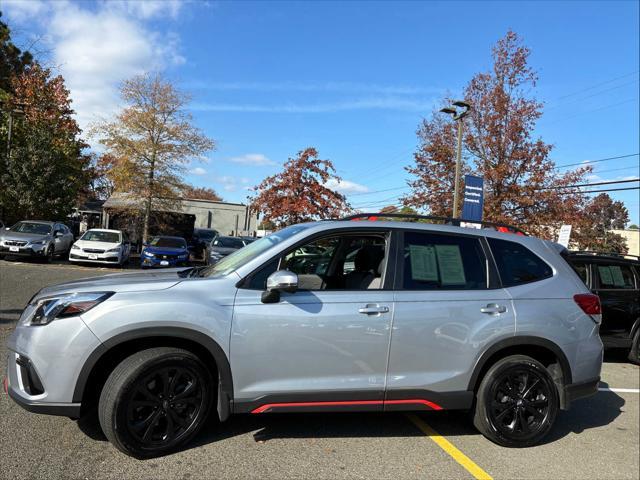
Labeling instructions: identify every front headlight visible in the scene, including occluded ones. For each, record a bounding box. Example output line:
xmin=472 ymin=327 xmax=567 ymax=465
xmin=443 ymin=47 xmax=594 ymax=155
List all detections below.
xmin=30 ymin=239 xmax=47 ymax=245
xmin=71 ymin=243 xmax=81 ymax=250
xmin=143 ymin=251 xmax=155 ymax=257
xmin=22 ymin=292 xmax=114 ymax=326
xmin=107 ymin=246 xmax=121 ymax=253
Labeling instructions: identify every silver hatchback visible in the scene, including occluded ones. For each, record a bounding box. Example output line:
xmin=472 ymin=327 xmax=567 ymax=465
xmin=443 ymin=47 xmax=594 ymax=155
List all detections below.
xmin=5 ymin=217 xmax=603 ymax=457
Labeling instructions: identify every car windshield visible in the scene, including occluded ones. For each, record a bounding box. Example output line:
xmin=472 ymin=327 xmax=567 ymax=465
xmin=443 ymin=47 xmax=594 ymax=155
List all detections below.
xmin=81 ymin=231 xmax=120 ymax=243
xmin=201 ymin=224 xmax=312 ymax=278
xmin=10 ymin=222 xmax=52 ymax=235
xmin=150 ymin=237 xmax=186 ymax=248
xmin=213 ymin=237 xmax=245 ymax=249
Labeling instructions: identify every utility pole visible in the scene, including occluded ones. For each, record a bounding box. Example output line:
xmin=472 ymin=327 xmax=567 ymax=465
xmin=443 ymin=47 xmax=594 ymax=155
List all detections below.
xmin=440 ymin=101 xmax=472 ymax=218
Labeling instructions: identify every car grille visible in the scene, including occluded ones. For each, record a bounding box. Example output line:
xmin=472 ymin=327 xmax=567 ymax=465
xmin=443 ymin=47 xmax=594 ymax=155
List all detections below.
xmin=4 ymin=240 xmax=27 ymax=247
xmin=83 ymin=248 xmax=105 ymax=253
xmin=159 ymin=254 xmax=177 ymax=260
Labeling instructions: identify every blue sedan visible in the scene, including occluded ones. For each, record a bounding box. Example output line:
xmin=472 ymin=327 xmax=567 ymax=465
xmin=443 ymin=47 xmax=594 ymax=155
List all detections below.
xmin=140 ymin=236 xmax=190 ymax=268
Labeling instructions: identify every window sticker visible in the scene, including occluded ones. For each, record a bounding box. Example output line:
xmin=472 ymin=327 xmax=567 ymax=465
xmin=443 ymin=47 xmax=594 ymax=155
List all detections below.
xmin=409 ymin=244 xmax=438 ymax=282
xmin=609 ymin=266 xmax=626 ymax=287
xmin=435 ymin=244 xmax=466 ymax=285
xmin=598 ymin=265 xmax=613 ymax=286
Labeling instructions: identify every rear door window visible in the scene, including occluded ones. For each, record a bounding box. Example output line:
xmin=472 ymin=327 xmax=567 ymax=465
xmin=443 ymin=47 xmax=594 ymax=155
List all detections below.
xmin=596 ymin=263 xmax=636 ymax=290
xmin=401 ymin=231 xmax=488 ymax=290
xmin=488 ymin=238 xmax=552 ymax=287
xmin=571 ymin=261 xmax=589 ymax=285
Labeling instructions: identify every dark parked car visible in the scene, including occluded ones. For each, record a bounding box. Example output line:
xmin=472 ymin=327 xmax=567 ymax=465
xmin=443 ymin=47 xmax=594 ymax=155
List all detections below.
xmin=141 ymin=236 xmax=190 ymax=268
xmin=205 ymin=235 xmax=246 ymax=265
xmin=190 ymin=228 xmax=219 ymax=259
xmin=567 ymin=251 xmax=639 ymax=363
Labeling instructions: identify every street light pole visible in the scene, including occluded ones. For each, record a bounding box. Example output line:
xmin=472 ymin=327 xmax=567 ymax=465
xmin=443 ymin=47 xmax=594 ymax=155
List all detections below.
xmin=440 ymin=101 xmax=471 ymax=218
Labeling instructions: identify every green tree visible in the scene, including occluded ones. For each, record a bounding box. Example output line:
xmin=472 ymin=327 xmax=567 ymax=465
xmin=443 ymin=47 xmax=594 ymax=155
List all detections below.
xmin=92 ymin=73 xmax=215 ymax=242
xmin=0 ymin=64 xmax=90 ymax=223
xmin=574 ymin=193 xmax=629 ymax=254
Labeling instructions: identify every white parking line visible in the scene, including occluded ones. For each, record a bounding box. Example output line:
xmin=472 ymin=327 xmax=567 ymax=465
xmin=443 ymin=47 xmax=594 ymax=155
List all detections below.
xmin=598 ymin=388 xmax=640 ymax=393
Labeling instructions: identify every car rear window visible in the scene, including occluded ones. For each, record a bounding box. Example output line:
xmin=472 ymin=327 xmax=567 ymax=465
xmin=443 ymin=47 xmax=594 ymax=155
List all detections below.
xmin=150 ymin=237 xmax=186 ymax=248
xmin=596 ymin=263 xmax=636 ymax=289
xmin=401 ymin=231 xmax=488 ymax=290
xmin=488 ymin=238 xmax=552 ymax=286
xmin=214 ymin=237 xmax=245 ymax=249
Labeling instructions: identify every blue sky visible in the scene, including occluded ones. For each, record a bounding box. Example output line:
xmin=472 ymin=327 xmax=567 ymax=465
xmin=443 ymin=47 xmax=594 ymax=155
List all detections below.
xmin=4 ymin=0 xmax=639 ymax=223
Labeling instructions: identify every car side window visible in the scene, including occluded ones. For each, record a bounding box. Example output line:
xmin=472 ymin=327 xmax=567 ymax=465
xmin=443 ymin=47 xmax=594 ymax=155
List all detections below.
xmin=487 ymin=238 xmax=552 ymax=287
xmin=596 ymin=263 xmax=636 ymax=290
xmin=571 ymin=261 xmax=589 ymax=286
xmin=402 ymin=231 xmax=487 ymax=290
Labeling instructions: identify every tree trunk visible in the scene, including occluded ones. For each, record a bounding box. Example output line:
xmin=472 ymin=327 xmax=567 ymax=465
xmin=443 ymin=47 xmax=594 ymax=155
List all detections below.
xmin=142 ymin=155 xmax=156 ymax=244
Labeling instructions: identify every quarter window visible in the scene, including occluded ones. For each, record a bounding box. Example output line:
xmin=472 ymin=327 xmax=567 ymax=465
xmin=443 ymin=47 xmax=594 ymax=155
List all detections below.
xmin=401 ymin=232 xmax=487 ymax=290
xmin=596 ymin=264 xmax=636 ymax=290
xmin=488 ymin=238 xmax=552 ymax=286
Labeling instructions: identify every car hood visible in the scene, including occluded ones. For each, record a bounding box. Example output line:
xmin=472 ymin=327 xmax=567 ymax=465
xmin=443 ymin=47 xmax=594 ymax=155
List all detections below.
xmin=34 ymin=268 xmax=188 ymax=300
xmin=144 ymin=246 xmax=188 ymax=255
xmin=75 ymin=239 xmax=121 ymax=249
xmin=0 ymin=231 xmax=51 ymax=242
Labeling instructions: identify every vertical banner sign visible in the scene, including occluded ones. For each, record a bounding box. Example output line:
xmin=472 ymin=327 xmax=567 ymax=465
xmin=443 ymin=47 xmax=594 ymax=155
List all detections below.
xmin=461 ymin=175 xmax=484 ymax=222
xmin=557 ymin=224 xmax=572 ymax=248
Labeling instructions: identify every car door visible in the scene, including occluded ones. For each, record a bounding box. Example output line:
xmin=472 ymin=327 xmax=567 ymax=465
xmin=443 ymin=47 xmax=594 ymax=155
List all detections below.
xmin=52 ymin=224 xmax=65 ymax=253
xmin=385 ymin=230 xmax=514 ymax=410
xmin=231 ymin=229 xmax=395 ymax=413
xmin=593 ymin=260 xmax=639 ymax=340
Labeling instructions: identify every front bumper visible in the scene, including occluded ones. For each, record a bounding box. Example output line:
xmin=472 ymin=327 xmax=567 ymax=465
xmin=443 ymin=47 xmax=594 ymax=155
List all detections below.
xmin=141 ymin=256 xmax=189 ymax=267
xmin=69 ymin=251 xmax=121 ymax=264
xmin=0 ymin=244 xmax=47 ymax=257
xmin=5 ymin=315 xmax=102 ymax=418
xmin=564 ymin=376 xmax=600 ymax=405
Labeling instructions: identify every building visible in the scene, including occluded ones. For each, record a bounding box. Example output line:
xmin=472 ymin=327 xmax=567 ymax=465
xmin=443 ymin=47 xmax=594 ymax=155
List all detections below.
xmin=101 ymin=193 xmax=258 ymax=244
xmin=610 ymin=229 xmax=640 ymax=256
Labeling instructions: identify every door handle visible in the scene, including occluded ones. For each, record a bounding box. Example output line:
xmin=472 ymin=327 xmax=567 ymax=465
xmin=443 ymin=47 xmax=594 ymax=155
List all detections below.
xmin=359 ymin=305 xmax=389 ymax=315
xmin=480 ymin=303 xmax=507 ymax=315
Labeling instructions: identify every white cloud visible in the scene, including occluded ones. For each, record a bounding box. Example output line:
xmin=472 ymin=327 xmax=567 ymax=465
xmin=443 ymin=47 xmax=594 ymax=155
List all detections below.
xmin=192 ymin=97 xmax=435 ymax=113
xmin=4 ymin=0 xmax=185 ymax=132
xmin=3 ymin=0 xmax=48 ymax=22
xmin=228 ymin=153 xmax=275 ymax=166
xmin=189 ymin=167 xmax=207 ymax=176
xmin=325 ymin=179 xmax=369 ymax=194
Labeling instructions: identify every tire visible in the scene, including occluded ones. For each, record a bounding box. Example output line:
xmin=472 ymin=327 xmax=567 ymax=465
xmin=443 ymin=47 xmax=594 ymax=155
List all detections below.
xmin=43 ymin=245 xmax=54 ymax=263
xmin=98 ymin=347 xmax=214 ymax=458
xmin=628 ymin=327 xmax=640 ymax=365
xmin=473 ymin=355 xmax=559 ymax=448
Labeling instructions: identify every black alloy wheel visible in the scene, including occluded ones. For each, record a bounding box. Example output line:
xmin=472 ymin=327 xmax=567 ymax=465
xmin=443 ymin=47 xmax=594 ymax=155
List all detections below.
xmin=99 ymin=347 xmax=214 ymax=458
xmin=473 ymin=355 xmax=559 ymax=447
xmin=125 ymin=366 xmax=203 ymax=446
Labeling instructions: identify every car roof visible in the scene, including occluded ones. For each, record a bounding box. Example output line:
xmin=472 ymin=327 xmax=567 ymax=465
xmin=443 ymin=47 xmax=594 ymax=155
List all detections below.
xmin=16 ymin=220 xmax=55 ymax=225
xmin=84 ymin=229 xmax=121 ymax=234
xmin=568 ymin=252 xmax=640 ymax=265
xmin=152 ymin=235 xmax=186 ymax=240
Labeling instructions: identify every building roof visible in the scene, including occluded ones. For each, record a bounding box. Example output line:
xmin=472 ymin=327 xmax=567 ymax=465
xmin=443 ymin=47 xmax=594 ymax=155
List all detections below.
xmin=103 ymin=192 xmax=248 ymax=210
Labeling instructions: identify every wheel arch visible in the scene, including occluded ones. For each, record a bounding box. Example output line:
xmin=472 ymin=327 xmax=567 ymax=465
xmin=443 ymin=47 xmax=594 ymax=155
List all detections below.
xmin=74 ymin=327 xmax=233 ymax=421
xmin=468 ymin=336 xmax=573 ymax=408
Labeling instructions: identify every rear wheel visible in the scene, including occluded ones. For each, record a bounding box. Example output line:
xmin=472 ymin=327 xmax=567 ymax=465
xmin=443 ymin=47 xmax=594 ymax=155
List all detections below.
xmin=98 ymin=347 xmax=214 ymax=458
xmin=473 ymin=355 xmax=559 ymax=447
xmin=628 ymin=327 xmax=640 ymax=365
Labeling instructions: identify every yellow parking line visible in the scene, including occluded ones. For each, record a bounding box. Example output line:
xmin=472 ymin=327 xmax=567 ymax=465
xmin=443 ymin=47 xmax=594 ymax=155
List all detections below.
xmin=406 ymin=414 xmax=492 ymax=480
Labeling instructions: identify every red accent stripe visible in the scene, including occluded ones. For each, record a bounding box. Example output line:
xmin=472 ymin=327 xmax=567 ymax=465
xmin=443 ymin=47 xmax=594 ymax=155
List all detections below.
xmin=250 ymin=398 xmax=442 ymax=414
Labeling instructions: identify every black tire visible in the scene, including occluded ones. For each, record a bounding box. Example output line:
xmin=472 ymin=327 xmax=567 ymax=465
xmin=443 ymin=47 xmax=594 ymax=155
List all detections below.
xmin=628 ymin=327 xmax=640 ymax=365
xmin=43 ymin=245 xmax=54 ymax=263
xmin=98 ymin=347 xmax=214 ymax=458
xmin=473 ymin=355 xmax=559 ymax=448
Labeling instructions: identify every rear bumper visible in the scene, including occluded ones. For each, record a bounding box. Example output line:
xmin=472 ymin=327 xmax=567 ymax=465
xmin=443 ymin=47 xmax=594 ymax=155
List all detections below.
xmin=564 ymin=376 xmax=600 ymax=405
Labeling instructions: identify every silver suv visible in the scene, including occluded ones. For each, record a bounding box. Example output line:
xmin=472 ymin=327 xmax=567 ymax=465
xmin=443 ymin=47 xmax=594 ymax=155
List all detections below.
xmin=5 ymin=215 xmax=603 ymax=457
xmin=0 ymin=220 xmax=74 ymax=262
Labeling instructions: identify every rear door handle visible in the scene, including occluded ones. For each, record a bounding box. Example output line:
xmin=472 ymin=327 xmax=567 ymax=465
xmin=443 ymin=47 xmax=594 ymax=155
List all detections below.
xmin=359 ymin=304 xmax=390 ymax=315
xmin=480 ymin=303 xmax=507 ymax=315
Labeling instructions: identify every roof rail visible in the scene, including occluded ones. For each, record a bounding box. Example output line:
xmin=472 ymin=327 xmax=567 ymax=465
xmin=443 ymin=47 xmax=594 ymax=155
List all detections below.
xmin=340 ymin=212 xmax=527 ymax=235
xmin=568 ymin=250 xmax=640 ymax=260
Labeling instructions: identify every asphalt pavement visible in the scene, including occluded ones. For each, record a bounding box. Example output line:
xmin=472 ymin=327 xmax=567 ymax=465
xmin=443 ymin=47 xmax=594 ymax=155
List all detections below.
xmin=1 ymin=259 xmax=638 ymax=480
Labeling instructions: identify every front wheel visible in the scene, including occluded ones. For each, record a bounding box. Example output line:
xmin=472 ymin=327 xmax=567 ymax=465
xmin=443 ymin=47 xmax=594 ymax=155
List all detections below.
xmin=473 ymin=355 xmax=559 ymax=447
xmin=628 ymin=327 xmax=640 ymax=365
xmin=98 ymin=347 xmax=214 ymax=458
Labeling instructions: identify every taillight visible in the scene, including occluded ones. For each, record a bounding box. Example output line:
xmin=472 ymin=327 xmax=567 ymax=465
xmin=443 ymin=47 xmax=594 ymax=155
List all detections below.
xmin=573 ymin=293 xmax=602 ymax=319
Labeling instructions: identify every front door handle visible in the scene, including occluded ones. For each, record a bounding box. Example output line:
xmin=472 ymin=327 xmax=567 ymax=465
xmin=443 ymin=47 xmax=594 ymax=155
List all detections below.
xmin=480 ymin=303 xmax=507 ymax=315
xmin=359 ymin=304 xmax=389 ymax=315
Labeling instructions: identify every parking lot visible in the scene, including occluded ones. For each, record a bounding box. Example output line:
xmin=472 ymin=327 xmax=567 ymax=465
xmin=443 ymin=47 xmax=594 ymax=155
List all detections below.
xmin=1 ymin=259 xmax=638 ymax=480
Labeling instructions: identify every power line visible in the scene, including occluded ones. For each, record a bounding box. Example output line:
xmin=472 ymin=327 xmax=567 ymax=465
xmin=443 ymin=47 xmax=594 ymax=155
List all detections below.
xmin=555 ymin=70 xmax=639 ymax=101
xmin=565 ymin=186 xmax=639 ymax=194
xmin=554 ymin=153 xmax=639 ymax=169
xmin=541 ymin=178 xmax=639 ymax=190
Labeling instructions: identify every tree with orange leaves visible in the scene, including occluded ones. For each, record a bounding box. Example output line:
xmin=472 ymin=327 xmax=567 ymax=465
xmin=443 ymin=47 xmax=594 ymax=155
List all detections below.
xmin=250 ymin=148 xmax=350 ymax=227
xmin=404 ymin=31 xmax=590 ymax=236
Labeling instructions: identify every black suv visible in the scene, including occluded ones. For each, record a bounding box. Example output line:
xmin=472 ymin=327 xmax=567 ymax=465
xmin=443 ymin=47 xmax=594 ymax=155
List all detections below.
xmin=567 ymin=251 xmax=640 ymax=363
